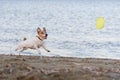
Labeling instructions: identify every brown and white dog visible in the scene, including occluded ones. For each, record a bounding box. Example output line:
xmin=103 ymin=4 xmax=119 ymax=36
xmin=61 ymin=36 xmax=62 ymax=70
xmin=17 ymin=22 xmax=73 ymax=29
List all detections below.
xmin=15 ymin=27 xmax=50 ymax=55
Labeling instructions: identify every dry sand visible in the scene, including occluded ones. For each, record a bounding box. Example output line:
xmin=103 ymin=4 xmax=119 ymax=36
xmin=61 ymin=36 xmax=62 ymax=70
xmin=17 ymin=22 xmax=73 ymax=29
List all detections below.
xmin=0 ymin=54 xmax=120 ymax=80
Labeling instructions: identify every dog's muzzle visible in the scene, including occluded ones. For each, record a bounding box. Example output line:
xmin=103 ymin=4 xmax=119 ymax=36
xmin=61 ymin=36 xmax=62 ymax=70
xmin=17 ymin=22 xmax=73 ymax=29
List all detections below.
xmin=46 ymin=34 xmax=48 ymax=37
xmin=44 ymin=34 xmax=48 ymax=39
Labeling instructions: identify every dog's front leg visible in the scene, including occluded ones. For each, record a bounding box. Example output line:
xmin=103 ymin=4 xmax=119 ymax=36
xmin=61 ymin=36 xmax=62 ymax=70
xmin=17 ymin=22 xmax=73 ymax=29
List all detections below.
xmin=34 ymin=45 xmax=41 ymax=55
xmin=42 ymin=44 xmax=50 ymax=52
xmin=36 ymin=48 xmax=41 ymax=55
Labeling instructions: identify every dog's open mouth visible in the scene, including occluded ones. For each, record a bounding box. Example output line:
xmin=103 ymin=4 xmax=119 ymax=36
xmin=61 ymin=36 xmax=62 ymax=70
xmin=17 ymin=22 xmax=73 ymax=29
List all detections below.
xmin=44 ymin=36 xmax=47 ymax=39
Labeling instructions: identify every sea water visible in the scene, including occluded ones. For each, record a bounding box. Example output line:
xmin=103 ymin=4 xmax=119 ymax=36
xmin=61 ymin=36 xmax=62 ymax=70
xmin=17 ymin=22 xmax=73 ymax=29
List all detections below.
xmin=1 ymin=0 xmax=120 ymax=59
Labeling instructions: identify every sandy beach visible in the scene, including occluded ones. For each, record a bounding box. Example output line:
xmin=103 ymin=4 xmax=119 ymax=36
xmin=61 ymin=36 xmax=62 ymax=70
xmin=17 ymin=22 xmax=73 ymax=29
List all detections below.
xmin=0 ymin=55 xmax=120 ymax=80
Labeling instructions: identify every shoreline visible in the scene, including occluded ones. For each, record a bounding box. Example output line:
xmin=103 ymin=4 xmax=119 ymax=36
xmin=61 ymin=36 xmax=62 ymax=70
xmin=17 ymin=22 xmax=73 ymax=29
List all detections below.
xmin=1 ymin=53 xmax=120 ymax=60
xmin=0 ymin=54 xmax=120 ymax=80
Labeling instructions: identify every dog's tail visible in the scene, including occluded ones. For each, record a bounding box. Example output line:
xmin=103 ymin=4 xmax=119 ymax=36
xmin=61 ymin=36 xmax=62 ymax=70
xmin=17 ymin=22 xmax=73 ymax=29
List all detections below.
xmin=23 ymin=37 xmax=27 ymax=41
xmin=19 ymin=32 xmax=27 ymax=41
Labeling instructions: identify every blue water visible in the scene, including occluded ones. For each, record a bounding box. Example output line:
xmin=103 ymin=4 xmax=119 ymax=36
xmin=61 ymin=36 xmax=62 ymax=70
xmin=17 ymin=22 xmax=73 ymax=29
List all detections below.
xmin=1 ymin=0 xmax=120 ymax=59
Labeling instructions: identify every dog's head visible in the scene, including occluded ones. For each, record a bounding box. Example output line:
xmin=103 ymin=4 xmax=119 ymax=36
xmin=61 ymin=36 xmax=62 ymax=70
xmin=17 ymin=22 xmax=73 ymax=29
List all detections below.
xmin=37 ymin=27 xmax=48 ymax=39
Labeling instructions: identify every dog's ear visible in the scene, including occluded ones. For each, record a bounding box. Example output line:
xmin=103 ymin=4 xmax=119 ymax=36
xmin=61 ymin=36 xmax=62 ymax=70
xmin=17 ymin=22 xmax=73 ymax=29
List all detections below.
xmin=43 ymin=27 xmax=46 ymax=33
xmin=37 ymin=27 xmax=41 ymax=33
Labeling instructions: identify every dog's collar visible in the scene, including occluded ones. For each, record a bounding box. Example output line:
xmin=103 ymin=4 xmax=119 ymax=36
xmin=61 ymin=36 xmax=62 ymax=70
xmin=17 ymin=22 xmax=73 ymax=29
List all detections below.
xmin=36 ymin=36 xmax=43 ymax=41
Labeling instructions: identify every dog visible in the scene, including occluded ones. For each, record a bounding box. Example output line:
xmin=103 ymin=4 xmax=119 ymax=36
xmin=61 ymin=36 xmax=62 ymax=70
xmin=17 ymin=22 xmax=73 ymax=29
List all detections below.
xmin=15 ymin=27 xmax=50 ymax=55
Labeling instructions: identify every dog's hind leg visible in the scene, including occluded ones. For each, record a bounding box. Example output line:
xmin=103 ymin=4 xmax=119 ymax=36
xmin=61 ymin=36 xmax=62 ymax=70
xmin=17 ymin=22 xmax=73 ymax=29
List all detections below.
xmin=19 ymin=48 xmax=24 ymax=56
xmin=15 ymin=48 xmax=19 ymax=51
xmin=17 ymin=47 xmax=26 ymax=56
xmin=15 ymin=46 xmax=22 ymax=51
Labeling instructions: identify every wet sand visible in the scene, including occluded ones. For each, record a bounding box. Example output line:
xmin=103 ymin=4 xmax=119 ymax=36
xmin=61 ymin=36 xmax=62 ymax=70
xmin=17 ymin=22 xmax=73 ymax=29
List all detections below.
xmin=0 ymin=54 xmax=120 ymax=80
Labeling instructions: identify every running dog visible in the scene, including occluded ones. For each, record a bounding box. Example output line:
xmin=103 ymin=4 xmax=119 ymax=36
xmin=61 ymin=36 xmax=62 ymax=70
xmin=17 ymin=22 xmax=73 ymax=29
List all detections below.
xmin=15 ymin=27 xmax=50 ymax=55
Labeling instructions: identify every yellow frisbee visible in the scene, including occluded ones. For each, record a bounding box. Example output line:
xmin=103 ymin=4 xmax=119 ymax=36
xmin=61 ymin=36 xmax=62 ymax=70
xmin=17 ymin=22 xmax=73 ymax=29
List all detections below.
xmin=96 ymin=17 xmax=105 ymax=29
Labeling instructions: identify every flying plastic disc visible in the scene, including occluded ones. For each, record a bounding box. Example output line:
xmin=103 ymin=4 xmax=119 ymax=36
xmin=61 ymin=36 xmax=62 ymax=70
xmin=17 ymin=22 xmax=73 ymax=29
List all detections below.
xmin=96 ymin=17 xmax=105 ymax=29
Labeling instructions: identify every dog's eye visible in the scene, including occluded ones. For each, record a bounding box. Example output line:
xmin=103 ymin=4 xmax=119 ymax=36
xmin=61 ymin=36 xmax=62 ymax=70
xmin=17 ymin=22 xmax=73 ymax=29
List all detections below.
xmin=41 ymin=32 xmax=44 ymax=34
